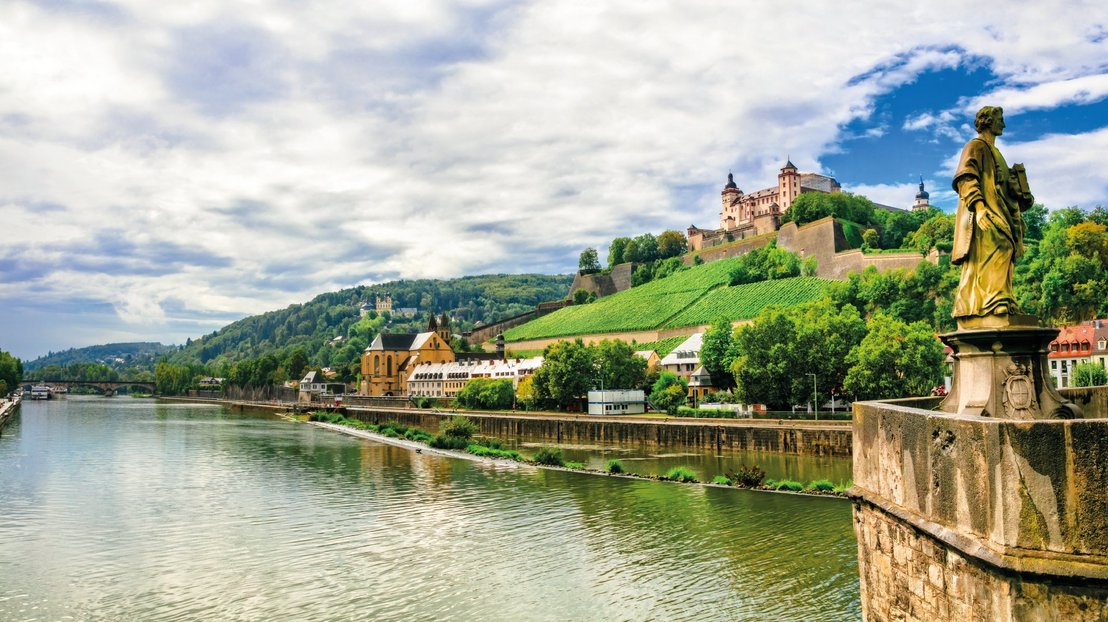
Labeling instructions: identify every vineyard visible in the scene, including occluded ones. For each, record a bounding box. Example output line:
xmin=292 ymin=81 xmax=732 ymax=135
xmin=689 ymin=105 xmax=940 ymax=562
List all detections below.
xmin=663 ymin=277 xmax=830 ymax=328
xmin=503 ymin=255 xmax=831 ymax=342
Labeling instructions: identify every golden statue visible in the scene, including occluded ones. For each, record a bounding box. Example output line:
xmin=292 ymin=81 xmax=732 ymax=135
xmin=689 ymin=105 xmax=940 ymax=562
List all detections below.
xmin=951 ymin=106 xmax=1035 ymax=327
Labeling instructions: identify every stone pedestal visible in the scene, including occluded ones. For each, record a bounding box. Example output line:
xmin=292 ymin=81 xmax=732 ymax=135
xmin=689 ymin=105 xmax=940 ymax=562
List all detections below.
xmin=939 ymin=322 xmax=1081 ymax=420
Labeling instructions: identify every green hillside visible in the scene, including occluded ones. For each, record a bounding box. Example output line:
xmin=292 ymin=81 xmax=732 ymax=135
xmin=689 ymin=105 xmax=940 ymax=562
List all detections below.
xmin=166 ymin=273 xmax=572 ymax=370
xmin=503 ymin=259 xmax=830 ymax=342
xmin=24 ymin=342 xmax=174 ymax=371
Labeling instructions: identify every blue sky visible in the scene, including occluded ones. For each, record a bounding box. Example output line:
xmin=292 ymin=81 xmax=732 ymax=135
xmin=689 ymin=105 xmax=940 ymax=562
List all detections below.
xmin=2 ymin=0 xmax=1108 ymax=359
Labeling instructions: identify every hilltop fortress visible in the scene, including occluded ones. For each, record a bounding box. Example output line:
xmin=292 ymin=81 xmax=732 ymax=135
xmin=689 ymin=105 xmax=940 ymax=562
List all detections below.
xmin=688 ymin=160 xmax=931 ymax=252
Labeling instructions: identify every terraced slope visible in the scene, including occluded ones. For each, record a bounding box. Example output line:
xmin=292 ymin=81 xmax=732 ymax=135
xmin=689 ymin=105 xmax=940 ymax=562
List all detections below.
xmin=503 ymin=257 xmax=831 ymax=342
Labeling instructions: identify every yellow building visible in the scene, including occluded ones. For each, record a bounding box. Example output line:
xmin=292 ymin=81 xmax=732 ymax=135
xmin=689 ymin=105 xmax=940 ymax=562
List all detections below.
xmin=360 ymin=316 xmax=455 ymax=396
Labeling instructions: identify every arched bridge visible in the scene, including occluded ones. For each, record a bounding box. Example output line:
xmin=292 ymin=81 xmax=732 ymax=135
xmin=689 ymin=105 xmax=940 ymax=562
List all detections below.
xmin=34 ymin=380 xmax=156 ymax=397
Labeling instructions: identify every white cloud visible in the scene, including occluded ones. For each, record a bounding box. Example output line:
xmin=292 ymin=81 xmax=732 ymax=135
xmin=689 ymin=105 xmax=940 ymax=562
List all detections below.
xmin=1 ymin=0 xmax=1108 ymax=357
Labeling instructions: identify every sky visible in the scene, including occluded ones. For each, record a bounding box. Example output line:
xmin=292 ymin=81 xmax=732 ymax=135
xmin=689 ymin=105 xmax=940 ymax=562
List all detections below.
xmin=2 ymin=0 xmax=1108 ymax=360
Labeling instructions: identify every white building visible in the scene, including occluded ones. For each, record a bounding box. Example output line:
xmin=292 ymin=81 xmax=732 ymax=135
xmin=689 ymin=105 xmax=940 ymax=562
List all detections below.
xmin=407 ymin=357 xmax=544 ymax=398
xmin=587 ymin=390 xmax=646 ymax=416
xmin=659 ymin=333 xmax=703 ymax=377
xmin=1048 ymin=320 xmax=1108 ymax=388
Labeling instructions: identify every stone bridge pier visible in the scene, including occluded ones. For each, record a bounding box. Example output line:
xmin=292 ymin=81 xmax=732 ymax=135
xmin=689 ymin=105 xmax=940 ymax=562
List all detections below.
xmin=850 ymin=387 xmax=1108 ymax=620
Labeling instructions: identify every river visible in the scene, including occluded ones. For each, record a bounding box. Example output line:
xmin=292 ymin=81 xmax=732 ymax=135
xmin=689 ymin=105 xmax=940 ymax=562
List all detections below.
xmin=0 ymin=397 xmax=861 ymax=621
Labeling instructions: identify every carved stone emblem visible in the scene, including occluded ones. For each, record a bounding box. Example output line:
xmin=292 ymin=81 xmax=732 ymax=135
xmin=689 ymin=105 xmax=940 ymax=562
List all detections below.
xmin=1002 ymin=361 xmax=1038 ymax=419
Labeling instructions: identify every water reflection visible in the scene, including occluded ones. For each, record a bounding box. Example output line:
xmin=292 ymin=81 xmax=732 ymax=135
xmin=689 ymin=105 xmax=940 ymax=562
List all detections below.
xmin=0 ymin=397 xmax=860 ymax=621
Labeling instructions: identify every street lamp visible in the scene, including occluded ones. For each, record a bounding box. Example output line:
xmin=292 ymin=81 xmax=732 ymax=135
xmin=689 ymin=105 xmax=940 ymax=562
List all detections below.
xmin=808 ymin=372 xmax=818 ymax=420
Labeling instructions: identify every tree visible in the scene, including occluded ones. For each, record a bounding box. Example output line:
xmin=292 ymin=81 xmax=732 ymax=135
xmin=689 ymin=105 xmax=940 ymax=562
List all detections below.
xmin=516 ymin=375 xmax=537 ymax=410
xmin=572 ymin=288 xmax=596 ymax=305
xmin=631 ymin=233 xmax=660 ymax=263
xmin=531 ymin=339 xmax=596 ymax=409
xmin=594 ymin=339 xmax=647 ymax=390
xmin=649 ymin=371 xmax=688 ymax=414
xmin=699 ymin=319 xmax=737 ymax=388
xmin=608 ymin=237 xmax=631 ymax=267
xmin=1073 ymin=362 xmax=1108 ymax=388
xmin=842 ymin=313 xmax=945 ymax=401
xmin=579 ymin=247 xmax=601 ymax=273
xmin=785 ymin=192 xmax=879 ymax=227
xmin=0 ymin=350 xmax=22 ymax=394
xmin=284 ymin=348 xmax=309 ymax=381
xmin=861 ymin=228 xmax=880 ymax=251
xmin=905 ymin=213 xmax=955 ymax=253
xmin=728 ymin=241 xmax=801 ymax=285
xmin=456 ymin=378 xmax=515 ymax=410
xmin=657 ymin=230 xmax=688 ymax=258
xmin=731 ymin=300 xmax=867 ymax=409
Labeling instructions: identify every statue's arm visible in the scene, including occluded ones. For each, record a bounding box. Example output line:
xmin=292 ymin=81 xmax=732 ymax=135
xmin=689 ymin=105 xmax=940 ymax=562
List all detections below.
xmin=956 ymin=176 xmax=984 ymax=213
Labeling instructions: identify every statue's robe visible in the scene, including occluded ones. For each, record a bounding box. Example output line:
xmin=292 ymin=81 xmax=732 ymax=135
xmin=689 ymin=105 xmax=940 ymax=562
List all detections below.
xmin=951 ymin=137 xmax=1025 ymax=319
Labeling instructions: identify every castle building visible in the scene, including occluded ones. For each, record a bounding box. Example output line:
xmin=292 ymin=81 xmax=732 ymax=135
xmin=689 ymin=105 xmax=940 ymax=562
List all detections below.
xmin=689 ymin=160 xmax=843 ymax=251
xmin=375 ymin=292 xmax=393 ymax=313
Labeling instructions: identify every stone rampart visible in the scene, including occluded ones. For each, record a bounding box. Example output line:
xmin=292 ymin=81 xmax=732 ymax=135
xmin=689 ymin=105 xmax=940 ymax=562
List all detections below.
xmin=851 ymin=390 xmax=1108 ymax=620
xmin=568 ymin=263 xmax=634 ymax=299
xmin=465 ymin=300 xmax=570 ymax=345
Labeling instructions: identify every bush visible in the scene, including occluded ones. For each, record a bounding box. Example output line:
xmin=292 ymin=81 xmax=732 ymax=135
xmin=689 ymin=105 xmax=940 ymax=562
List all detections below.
xmin=773 ymin=480 xmax=804 ymax=492
xmin=565 ymin=461 xmax=586 ymax=470
xmin=532 ymin=447 xmax=565 ymax=466
xmin=729 ymin=464 xmax=766 ymax=487
xmin=832 ymin=480 xmax=853 ymax=493
xmin=605 ymin=459 xmax=625 ymax=474
xmin=807 ymin=479 xmax=836 ymax=492
xmin=711 ymin=475 xmax=734 ymax=486
xmin=429 ymin=435 xmax=469 ymax=450
xmin=663 ymin=467 xmax=698 ymax=483
xmin=466 ymin=444 xmax=524 ymax=460
xmin=456 ymin=378 xmax=515 ymax=410
xmin=441 ymin=415 xmax=478 ymax=440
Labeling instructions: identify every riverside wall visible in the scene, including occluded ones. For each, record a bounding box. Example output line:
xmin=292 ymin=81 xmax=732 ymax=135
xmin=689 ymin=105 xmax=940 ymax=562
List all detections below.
xmin=0 ymin=395 xmax=19 ymax=433
xmin=343 ymin=408 xmax=852 ymax=457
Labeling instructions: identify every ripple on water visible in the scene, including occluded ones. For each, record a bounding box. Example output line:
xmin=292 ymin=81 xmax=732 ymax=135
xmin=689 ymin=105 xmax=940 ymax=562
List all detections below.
xmin=0 ymin=398 xmax=860 ymax=621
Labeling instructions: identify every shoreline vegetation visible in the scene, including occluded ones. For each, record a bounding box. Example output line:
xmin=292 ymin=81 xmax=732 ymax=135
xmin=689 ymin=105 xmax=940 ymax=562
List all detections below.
xmin=290 ymin=411 xmax=851 ymax=498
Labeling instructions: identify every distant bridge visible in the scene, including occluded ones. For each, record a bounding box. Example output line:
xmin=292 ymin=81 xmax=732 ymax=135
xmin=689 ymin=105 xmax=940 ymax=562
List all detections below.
xmin=29 ymin=380 xmax=156 ymax=397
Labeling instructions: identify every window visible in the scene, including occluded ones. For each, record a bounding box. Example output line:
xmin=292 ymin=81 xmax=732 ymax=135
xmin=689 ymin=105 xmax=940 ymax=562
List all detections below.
xmin=374 ymin=355 xmax=380 ymax=375
xmin=1051 ymin=360 xmax=1057 ymax=370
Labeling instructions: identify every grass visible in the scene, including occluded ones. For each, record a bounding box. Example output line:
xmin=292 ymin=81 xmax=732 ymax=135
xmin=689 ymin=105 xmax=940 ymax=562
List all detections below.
xmin=564 ymin=461 xmax=586 ymax=470
xmin=768 ymin=479 xmax=805 ymax=492
xmin=467 ymin=444 xmax=524 ymax=460
xmin=663 ymin=467 xmax=698 ymax=483
xmin=532 ymin=447 xmax=565 ymax=466
xmin=711 ymin=475 xmax=734 ymax=486
xmin=630 ymin=336 xmax=687 ymax=357
xmin=806 ymin=479 xmax=836 ymax=492
xmin=605 ymin=459 xmax=625 ymax=474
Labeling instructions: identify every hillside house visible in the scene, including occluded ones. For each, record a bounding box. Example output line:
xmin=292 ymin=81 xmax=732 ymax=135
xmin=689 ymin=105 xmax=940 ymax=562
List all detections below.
xmin=1048 ymin=319 xmax=1108 ymax=388
xmin=408 ymin=357 xmax=543 ymax=399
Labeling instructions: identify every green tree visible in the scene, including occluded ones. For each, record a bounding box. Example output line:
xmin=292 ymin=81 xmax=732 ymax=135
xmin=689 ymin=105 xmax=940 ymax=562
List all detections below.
xmin=284 ymin=348 xmax=310 ymax=381
xmin=842 ymin=313 xmax=945 ymax=401
xmin=905 ymin=213 xmax=955 ymax=253
xmin=631 ymin=233 xmax=660 ymax=263
xmin=728 ymin=241 xmax=801 ymax=285
xmin=731 ymin=300 xmax=866 ymax=409
xmin=579 ymin=247 xmax=601 ymax=273
xmin=1073 ymin=362 xmax=1108 ymax=388
xmin=861 ymin=228 xmax=880 ymax=251
xmin=594 ymin=339 xmax=647 ymax=390
xmin=516 ymin=375 xmax=537 ymax=410
xmin=532 ymin=339 xmax=596 ymax=410
xmin=699 ymin=319 xmax=737 ymax=388
xmin=785 ymin=192 xmax=879 ymax=227
xmin=649 ymin=371 xmax=688 ymax=414
xmin=607 ymin=237 xmax=630 ymax=267
xmin=0 ymin=350 xmax=23 ymax=394
xmin=456 ymin=378 xmax=515 ymax=410
xmin=572 ymin=288 xmax=596 ymax=305
xmin=1016 ymin=212 xmax=1108 ymax=323
xmin=657 ymin=230 xmax=688 ymax=258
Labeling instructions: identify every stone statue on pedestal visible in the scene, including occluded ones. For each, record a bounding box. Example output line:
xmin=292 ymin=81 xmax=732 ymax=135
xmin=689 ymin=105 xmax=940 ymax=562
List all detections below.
xmin=940 ymin=106 xmax=1080 ymax=419
xmin=951 ymin=106 xmax=1035 ymax=329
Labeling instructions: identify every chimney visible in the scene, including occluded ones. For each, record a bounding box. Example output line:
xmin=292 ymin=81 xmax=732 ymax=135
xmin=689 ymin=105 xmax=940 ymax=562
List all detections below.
xmin=496 ymin=333 xmax=505 ymax=359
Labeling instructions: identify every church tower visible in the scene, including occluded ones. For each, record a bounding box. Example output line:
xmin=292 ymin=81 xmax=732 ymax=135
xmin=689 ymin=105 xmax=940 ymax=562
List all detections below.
xmin=436 ymin=314 xmax=452 ymax=344
xmin=912 ymin=177 xmax=931 ymax=211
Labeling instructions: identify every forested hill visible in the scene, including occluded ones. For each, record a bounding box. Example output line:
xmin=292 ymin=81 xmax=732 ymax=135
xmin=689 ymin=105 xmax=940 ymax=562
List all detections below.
xmin=165 ymin=273 xmax=573 ymax=372
xmin=24 ymin=342 xmax=174 ymax=372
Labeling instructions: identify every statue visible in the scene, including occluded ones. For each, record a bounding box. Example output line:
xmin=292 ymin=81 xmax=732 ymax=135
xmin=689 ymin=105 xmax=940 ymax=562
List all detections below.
xmin=951 ymin=106 xmax=1034 ymax=328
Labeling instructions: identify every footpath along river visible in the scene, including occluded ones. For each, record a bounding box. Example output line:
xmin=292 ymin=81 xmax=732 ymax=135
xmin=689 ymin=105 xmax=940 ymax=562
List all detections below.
xmin=0 ymin=397 xmax=861 ymax=621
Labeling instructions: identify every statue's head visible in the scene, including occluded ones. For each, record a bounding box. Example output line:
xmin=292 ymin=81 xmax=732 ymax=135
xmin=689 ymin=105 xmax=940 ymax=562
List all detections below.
xmin=974 ymin=106 xmax=1005 ymax=136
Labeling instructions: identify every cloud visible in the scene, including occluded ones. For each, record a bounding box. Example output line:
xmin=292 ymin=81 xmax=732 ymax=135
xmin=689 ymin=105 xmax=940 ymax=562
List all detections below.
xmin=2 ymin=0 xmax=1108 ymax=357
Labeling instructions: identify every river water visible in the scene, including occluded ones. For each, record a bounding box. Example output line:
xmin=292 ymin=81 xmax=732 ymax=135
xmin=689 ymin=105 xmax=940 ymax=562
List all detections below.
xmin=0 ymin=397 xmax=861 ymax=621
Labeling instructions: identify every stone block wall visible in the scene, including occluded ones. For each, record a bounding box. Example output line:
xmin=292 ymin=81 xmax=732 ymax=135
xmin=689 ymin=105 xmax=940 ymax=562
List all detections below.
xmin=855 ymin=499 xmax=1108 ymax=622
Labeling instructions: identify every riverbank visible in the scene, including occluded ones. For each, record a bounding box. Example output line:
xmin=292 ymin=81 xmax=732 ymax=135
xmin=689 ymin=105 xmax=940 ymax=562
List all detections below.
xmin=0 ymin=394 xmax=20 ymax=433
xmin=285 ymin=411 xmax=849 ymax=499
xmin=163 ymin=396 xmax=853 ymax=457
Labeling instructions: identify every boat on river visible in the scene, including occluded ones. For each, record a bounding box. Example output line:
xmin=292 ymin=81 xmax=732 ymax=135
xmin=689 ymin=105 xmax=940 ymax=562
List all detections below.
xmin=30 ymin=385 xmax=52 ymax=400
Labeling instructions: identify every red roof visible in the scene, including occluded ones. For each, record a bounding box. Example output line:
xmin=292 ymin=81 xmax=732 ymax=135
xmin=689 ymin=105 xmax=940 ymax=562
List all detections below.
xmin=1048 ymin=323 xmax=1104 ymax=358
